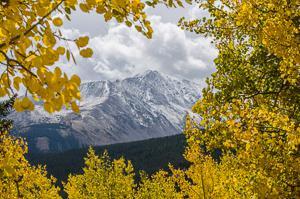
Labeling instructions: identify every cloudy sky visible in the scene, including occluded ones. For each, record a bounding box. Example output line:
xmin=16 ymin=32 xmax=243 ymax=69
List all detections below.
xmin=59 ymin=4 xmax=217 ymax=83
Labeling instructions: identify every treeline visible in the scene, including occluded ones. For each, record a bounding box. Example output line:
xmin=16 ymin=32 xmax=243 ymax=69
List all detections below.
xmin=27 ymin=134 xmax=189 ymax=183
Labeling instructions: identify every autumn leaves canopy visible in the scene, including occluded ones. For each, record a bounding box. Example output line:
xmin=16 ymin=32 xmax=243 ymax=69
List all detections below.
xmin=0 ymin=0 xmax=187 ymax=113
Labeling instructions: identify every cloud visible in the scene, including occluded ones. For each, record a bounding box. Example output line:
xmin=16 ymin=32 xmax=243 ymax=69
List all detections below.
xmin=187 ymin=4 xmax=210 ymax=20
xmin=59 ymin=12 xmax=217 ymax=82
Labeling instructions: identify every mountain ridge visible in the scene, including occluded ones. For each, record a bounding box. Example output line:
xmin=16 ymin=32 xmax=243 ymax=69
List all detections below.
xmin=10 ymin=70 xmax=201 ymax=153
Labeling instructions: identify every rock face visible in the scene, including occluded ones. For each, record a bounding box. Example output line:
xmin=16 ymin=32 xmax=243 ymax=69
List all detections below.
xmin=10 ymin=70 xmax=201 ymax=153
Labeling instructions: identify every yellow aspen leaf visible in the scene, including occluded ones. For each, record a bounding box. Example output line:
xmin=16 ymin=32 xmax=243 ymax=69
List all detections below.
xmin=79 ymin=3 xmax=90 ymax=12
xmin=70 ymin=74 xmax=81 ymax=86
xmin=79 ymin=48 xmax=93 ymax=58
xmin=65 ymin=0 xmax=77 ymax=6
xmin=25 ymin=54 xmax=36 ymax=62
xmin=44 ymin=102 xmax=54 ymax=113
xmin=57 ymin=47 xmax=65 ymax=55
xmin=71 ymin=101 xmax=80 ymax=113
xmin=28 ymin=80 xmax=41 ymax=92
xmin=74 ymin=91 xmax=81 ymax=100
xmin=13 ymin=99 xmax=23 ymax=112
xmin=13 ymin=77 xmax=22 ymax=91
xmin=125 ymin=21 xmax=132 ymax=27
xmin=104 ymin=12 xmax=112 ymax=21
xmin=52 ymin=17 xmax=63 ymax=27
xmin=0 ymin=53 xmax=5 ymax=62
xmin=0 ymin=88 xmax=7 ymax=97
xmin=146 ymin=31 xmax=152 ymax=39
xmin=75 ymin=36 xmax=89 ymax=48
xmin=22 ymin=97 xmax=34 ymax=111
xmin=54 ymin=67 xmax=62 ymax=77
xmin=34 ymin=35 xmax=41 ymax=41
xmin=43 ymin=34 xmax=56 ymax=47
xmin=135 ymin=25 xmax=142 ymax=32
xmin=245 ymin=143 xmax=251 ymax=151
xmin=66 ymin=50 xmax=71 ymax=61
xmin=96 ymin=5 xmax=106 ymax=14
xmin=14 ymin=97 xmax=34 ymax=111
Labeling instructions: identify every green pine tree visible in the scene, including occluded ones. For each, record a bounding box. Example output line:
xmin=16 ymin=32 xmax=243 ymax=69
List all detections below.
xmin=0 ymin=95 xmax=16 ymax=133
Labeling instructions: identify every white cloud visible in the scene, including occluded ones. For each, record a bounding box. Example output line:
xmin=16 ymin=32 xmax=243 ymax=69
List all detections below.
xmin=59 ymin=9 xmax=217 ymax=82
xmin=187 ymin=5 xmax=210 ymax=20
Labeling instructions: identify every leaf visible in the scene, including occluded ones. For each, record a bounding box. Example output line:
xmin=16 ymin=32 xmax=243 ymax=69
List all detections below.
xmin=75 ymin=36 xmax=89 ymax=48
xmin=79 ymin=3 xmax=89 ymax=12
xmin=66 ymin=50 xmax=71 ymax=61
xmin=125 ymin=21 xmax=132 ymax=27
xmin=52 ymin=17 xmax=63 ymax=27
xmin=44 ymin=102 xmax=54 ymax=113
xmin=104 ymin=12 xmax=112 ymax=21
xmin=57 ymin=46 xmax=65 ymax=55
xmin=13 ymin=77 xmax=22 ymax=91
xmin=80 ymin=48 xmax=93 ymax=58
xmin=70 ymin=74 xmax=81 ymax=86
xmin=135 ymin=25 xmax=142 ymax=32
xmin=71 ymin=101 xmax=79 ymax=113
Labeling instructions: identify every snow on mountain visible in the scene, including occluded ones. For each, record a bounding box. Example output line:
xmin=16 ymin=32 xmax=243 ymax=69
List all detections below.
xmin=10 ymin=70 xmax=201 ymax=152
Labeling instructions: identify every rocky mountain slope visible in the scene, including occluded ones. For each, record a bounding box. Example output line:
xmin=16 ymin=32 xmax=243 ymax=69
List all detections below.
xmin=10 ymin=70 xmax=201 ymax=152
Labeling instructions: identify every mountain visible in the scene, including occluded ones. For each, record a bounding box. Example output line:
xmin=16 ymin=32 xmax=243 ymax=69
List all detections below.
xmin=10 ymin=70 xmax=201 ymax=153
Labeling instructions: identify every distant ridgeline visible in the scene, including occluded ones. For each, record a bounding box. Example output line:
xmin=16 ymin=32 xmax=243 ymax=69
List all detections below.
xmin=27 ymin=134 xmax=189 ymax=183
xmin=10 ymin=70 xmax=201 ymax=153
xmin=12 ymin=123 xmax=82 ymax=152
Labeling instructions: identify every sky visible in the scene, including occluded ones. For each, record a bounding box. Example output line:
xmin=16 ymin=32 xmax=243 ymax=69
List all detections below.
xmin=59 ymin=4 xmax=217 ymax=83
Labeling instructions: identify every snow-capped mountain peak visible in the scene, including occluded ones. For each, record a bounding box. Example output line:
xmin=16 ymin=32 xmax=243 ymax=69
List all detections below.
xmin=10 ymin=70 xmax=201 ymax=152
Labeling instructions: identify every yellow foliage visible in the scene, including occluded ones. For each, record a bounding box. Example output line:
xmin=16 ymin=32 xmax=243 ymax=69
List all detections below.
xmin=13 ymin=97 xmax=34 ymax=111
xmin=180 ymin=0 xmax=299 ymax=86
xmin=79 ymin=48 xmax=94 ymax=58
xmin=0 ymin=132 xmax=61 ymax=198
xmin=0 ymin=0 xmax=187 ymax=113
xmin=180 ymin=0 xmax=300 ymax=198
xmin=65 ymin=148 xmax=136 ymax=198
xmin=75 ymin=36 xmax=89 ymax=48
xmin=136 ymin=170 xmax=184 ymax=199
xmin=52 ymin=17 xmax=63 ymax=27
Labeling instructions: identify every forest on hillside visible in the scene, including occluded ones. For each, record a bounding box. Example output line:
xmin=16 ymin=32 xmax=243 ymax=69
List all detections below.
xmin=27 ymin=134 xmax=189 ymax=183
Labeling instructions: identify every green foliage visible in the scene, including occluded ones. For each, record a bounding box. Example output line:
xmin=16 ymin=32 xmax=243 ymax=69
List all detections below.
xmin=0 ymin=95 xmax=16 ymax=132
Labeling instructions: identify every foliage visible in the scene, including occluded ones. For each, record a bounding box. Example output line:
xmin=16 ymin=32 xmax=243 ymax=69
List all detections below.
xmin=136 ymin=170 xmax=184 ymax=199
xmin=0 ymin=0 xmax=189 ymax=113
xmin=0 ymin=95 xmax=15 ymax=132
xmin=65 ymin=148 xmax=136 ymax=199
xmin=28 ymin=134 xmax=188 ymax=183
xmin=0 ymin=97 xmax=61 ymax=198
xmin=0 ymin=133 xmax=61 ymax=199
xmin=180 ymin=0 xmax=300 ymax=198
xmin=64 ymin=148 xmax=186 ymax=199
